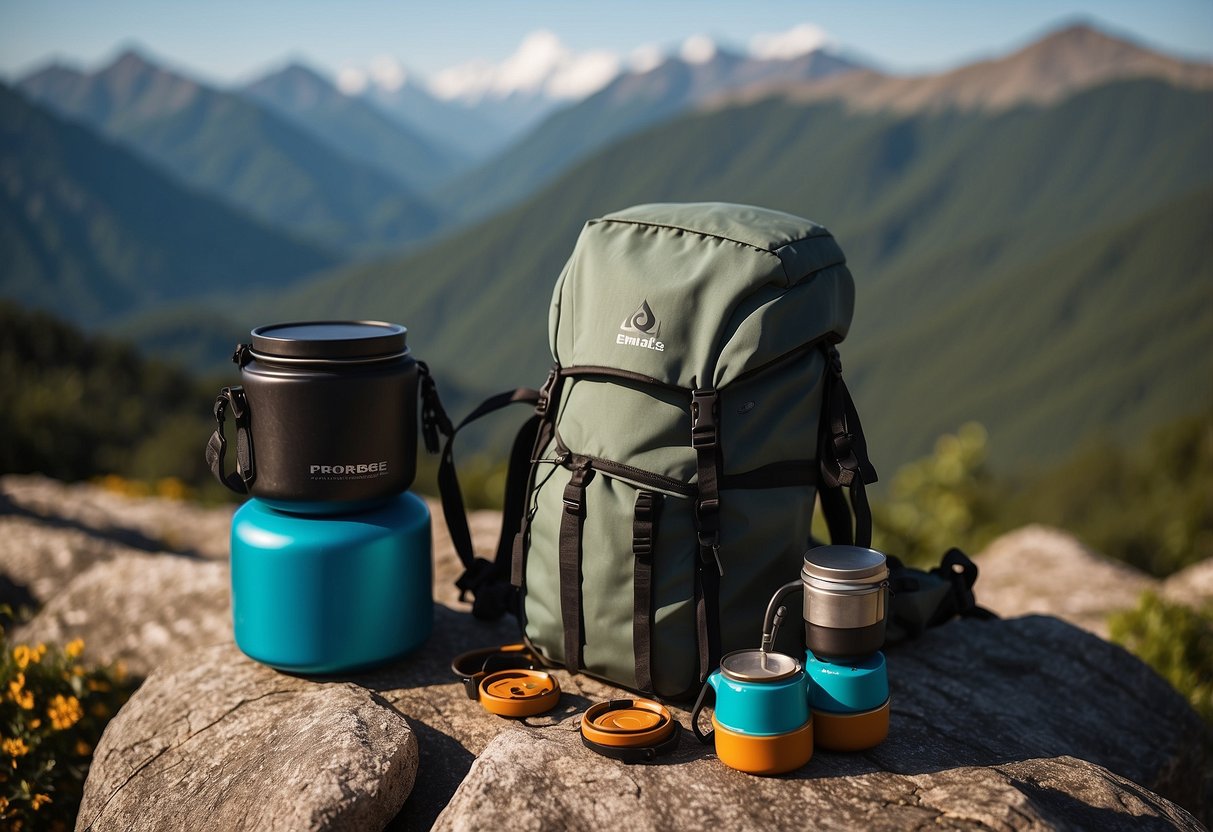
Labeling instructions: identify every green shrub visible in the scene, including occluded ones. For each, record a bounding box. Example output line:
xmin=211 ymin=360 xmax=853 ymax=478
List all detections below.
xmin=1109 ymin=592 xmax=1213 ymax=725
xmin=1 ymin=634 xmax=134 ymax=829
xmin=871 ymin=422 xmax=1000 ymax=567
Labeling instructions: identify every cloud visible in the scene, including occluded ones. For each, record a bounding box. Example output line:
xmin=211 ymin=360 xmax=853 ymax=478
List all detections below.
xmin=749 ymin=23 xmax=832 ymax=60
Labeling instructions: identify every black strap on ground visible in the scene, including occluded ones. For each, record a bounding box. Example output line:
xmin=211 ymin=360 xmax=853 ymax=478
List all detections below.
xmin=632 ymin=490 xmax=662 ymax=693
xmin=205 ymin=385 xmax=254 ymax=494
xmin=559 ymin=463 xmax=594 ymax=672
xmin=691 ymin=388 xmax=724 ymax=680
xmin=816 ymin=346 xmax=878 ymax=548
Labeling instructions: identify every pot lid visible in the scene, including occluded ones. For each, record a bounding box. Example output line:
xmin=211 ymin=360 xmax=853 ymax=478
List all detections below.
xmin=802 ymin=545 xmax=888 ymax=583
xmin=250 ymin=320 xmax=407 ymax=361
xmin=477 ymin=669 xmax=560 ymax=718
xmin=720 ymin=649 xmax=802 ymax=683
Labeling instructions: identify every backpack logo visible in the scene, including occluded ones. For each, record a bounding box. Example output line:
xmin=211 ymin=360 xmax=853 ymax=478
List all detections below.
xmin=617 ymin=300 xmax=665 ymax=352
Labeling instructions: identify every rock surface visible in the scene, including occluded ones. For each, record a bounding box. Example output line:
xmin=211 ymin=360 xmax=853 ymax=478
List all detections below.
xmin=974 ymin=525 xmax=1156 ymax=637
xmin=5 ymin=477 xmax=1210 ymax=830
xmin=14 ymin=552 xmax=231 ymax=676
xmin=426 ymin=615 xmax=1209 ymax=832
xmin=77 ymin=642 xmax=419 ymax=832
xmin=1164 ymin=557 xmax=1213 ymax=609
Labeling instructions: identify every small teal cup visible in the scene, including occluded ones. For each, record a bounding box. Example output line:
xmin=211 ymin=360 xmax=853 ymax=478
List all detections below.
xmin=231 ymin=491 xmax=433 ymax=674
xmin=698 ymin=651 xmax=809 ymax=736
xmin=807 ymin=651 xmax=888 ymax=714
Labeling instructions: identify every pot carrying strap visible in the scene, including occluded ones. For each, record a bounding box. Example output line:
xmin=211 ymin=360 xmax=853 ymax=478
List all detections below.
xmin=206 ymin=385 xmax=254 ymax=494
xmin=420 ymin=362 xmax=550 ymax=620
xmin=690 ymin=679 xmax=716 ymax=745
xmin=885 ymin=548 xmax=997 ymax=644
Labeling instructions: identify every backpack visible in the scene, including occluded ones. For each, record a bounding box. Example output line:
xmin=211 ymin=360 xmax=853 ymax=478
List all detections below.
xmin=424 ymin=202 xmax=884 ymax=698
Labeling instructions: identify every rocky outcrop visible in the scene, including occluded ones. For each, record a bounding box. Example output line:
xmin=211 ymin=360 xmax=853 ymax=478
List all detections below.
xmin=77 ymin=642 xmax=419 ymax=832
xmin=974 ymin=525 xmax=1156 ymax=637
xmin=1164 ymin=557 xmax=1213 ymax=609
xmin=1 ymin=474 xmax=233 ymax=562
xmin=4 ymin=477 xmax=1209 ymax=830
xmin=82 ymin=612 xmax=1210 ymax=831
xmin=14 ymin=552 xmax=231 ymax=676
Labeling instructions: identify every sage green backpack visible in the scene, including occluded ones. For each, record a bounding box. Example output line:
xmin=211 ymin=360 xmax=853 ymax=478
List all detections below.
xmin=427 ymin=202 xmax=881 ymax=698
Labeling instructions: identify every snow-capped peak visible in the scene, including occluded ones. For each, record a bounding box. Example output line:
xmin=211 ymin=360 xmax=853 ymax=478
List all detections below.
xmin=749 ymin=23 xmax=832 ymax=61
xmin=336 ymin=55 xmax=412 ymax=95
xmin=428 ymin=30 xmax=622 ymax=103
xmin=680 ymin=34 xmax=718 ymax=65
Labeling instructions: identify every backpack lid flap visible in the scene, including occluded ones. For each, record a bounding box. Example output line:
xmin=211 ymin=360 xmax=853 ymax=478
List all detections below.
xmin=550 ymin=203 xmax=853 ymax=388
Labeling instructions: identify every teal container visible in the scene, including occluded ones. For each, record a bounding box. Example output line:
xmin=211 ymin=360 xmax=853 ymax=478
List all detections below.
xmin=231 ymin=492 xmax=433 ymax=674
xmin=807 ymin=651 xmax=888 ymax=714
xmin=700 ymin=651 xmax=810 ymax=737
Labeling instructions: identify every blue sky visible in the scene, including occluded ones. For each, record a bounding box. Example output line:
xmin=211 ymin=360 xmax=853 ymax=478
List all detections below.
xmin=2 ymin=0 xmax=1210 ymax=85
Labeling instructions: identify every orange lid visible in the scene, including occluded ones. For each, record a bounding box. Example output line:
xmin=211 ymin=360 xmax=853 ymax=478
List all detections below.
xmin=478 ymin=669 xmax=561 ymax=718
xmin=581 ymin=699 xmax=675 ymax=748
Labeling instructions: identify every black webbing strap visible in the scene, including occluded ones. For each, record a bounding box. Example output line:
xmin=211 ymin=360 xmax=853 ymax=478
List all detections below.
xmin=559 ymin=463 xmax=594 ymax=672
xmin=512 ymin=367 xmax=564 ymax=588
xmin=691 ymin=388 xmax=723 ymax=681
xmin=817 ymin=346 xmax=878 ymax=547
xmin=420 ymin=362 xmax=542 ymax=619
xmin=818 ymin=483 xmax=853 ymax=546
xmin=632 ymin=490 xmax=662 ymax=693
xmin=205 ymin=386 xmax=254 ymax=494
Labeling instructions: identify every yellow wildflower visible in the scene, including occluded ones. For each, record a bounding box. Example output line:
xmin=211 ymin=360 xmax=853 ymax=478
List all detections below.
xmin=86 ymin=678 xmax=110 ymax=693
xmin=65 ymin=638 xmax=84 ymax=659
xmin=47 ymin=694 xmax=83 ymax=730
xmin=1 ymin=737 xmax=30 ymax=757
xmin=7 ymin=675 xmax=33 ymax=710
xmin=0 ymin=795 xmax=7 ymax=813
xmin=28 ymin=719 xmax=40 ymax=729
xmin=75 ymin=739 xmax=92 ymax=756
xmin=12 ymin=645 xmax=31 ymax=669
xmin=32 ymin=644 xmax=47 ymax=662
xmin=30 ymin=793 xmax=51 ymax=811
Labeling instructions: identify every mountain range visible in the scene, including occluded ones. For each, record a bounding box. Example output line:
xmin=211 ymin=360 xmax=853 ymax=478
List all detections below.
xmin=241 ymin=62 xmax=468 ymax=193
xmin=0 ymin=83 xmax=333 ymax=323
xmin=17 ymin=51 xmax=442 ymax=252
xmin=4 ymin=21 xmax=1212 ymax=478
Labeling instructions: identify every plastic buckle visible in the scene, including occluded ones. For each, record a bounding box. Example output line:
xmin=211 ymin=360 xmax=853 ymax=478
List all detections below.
xmin=535 ymin=367 xmax=559 ymax=417
xmin=690 ymin=389 xmax=718 ymax=449
xmin=219 ymin=386 xmax=247 ymax=420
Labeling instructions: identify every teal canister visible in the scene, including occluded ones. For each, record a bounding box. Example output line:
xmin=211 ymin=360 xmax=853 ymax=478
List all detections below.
xmin=231 ymin=491 xmax=433 ymax=674
xmin=807 ymin=651 xmax=888 ymax=714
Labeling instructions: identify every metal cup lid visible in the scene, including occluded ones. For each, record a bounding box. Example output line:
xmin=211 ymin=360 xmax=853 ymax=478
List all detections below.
xmin=720 ymin=649 xmax=802 ymax=683
xmin=802 ymin=545 xmax=888 ymax=583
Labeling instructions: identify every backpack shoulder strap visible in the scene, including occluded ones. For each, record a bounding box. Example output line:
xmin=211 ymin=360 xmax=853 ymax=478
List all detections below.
xmin=420 ymin=363 xmax=559 ymax=620
xmin=816 ymin=344 xmax=878 ymax=547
